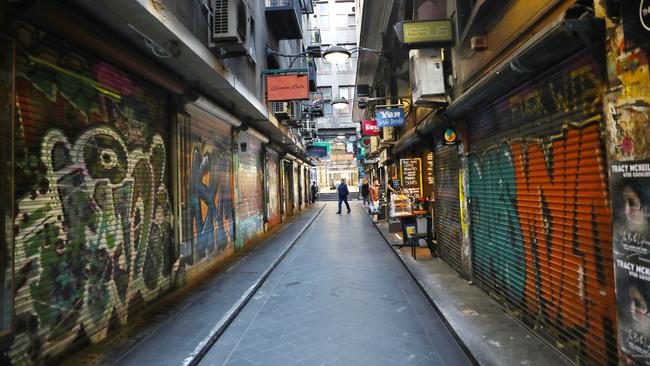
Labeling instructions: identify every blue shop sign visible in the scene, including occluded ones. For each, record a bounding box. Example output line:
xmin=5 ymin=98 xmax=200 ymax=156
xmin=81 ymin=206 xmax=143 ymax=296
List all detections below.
xmin=375 ymin=108 xmax=405 ymax=128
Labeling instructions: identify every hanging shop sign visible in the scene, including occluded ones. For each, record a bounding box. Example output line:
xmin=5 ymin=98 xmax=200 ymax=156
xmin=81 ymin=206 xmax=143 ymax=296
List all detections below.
xmin=399 ymin=20 xmax=453 ymax=48
xmin=426 ymin=151 xmax=434 ymax=185
xmin=400 ymin=158 xmax=423 ymax=198
xmin=362 ymin=119 xmax=380 ymax=135
xmin=621 ymin=0 xmax=650 ymax=52
xmin=307 ymin=142 xmax=330 ymax=157
xmin=360 ymin=136 xmax=372 ymax=149
xmin=612 ymin=159 xmax=650 ymax=363
xmin=267 ymin=74 xmax=309 ymax=101
xmin=443 ymin=128 xmax=457 ymax=145
xmin=375 ymin=108 xmax=405 ymax=128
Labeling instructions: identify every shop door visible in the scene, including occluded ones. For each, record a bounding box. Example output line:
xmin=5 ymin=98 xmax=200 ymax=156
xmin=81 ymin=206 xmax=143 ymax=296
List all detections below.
xmin=283 ymin=160 xmax=293 ymax=216
xmin=466 ymin=51 xmax=616 ymax=365
xmin=434 ymin=142 xmax=462 ymax=274
xmin=12 ymin=25 xmax=173 ymax=358
xmin=185 ymin=104 xmax=235 ymax=261
xmin=237 ymin=131 xmax=264 ymax=243
xmin=266 ymin=148 xmax=281 ymax=227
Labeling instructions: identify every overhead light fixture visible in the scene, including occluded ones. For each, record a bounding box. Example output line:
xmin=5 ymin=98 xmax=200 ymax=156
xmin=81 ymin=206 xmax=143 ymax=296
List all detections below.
xmin=331 ymin=97 xmax=349 ymax=110
xmin=323 ymin=45 xmax=352 ymax=65
xmin=337 ymin=135 xmax=346 ymax=140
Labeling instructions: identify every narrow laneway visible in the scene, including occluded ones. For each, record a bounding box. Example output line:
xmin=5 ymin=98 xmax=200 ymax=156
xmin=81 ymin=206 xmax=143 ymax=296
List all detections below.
xmin=200 ymin=202 xmax=472 ymax=366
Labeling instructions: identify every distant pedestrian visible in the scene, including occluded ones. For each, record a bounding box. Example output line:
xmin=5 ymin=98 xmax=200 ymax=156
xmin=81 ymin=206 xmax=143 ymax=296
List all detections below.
xmin=311 ymin=181 xmax=319 ymax=203
xmin=361 ymin=178 xmax=370 ymax=206
xmin=336 ymin=178 xmax=351 ymax=214
xmin=387 ymin=174 xmax=400 ymax=201
xmin=370 ymin=178 xmax=380 ymax=212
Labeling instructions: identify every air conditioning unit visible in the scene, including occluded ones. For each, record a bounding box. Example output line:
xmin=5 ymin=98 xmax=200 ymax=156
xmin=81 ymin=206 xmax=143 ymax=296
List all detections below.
xmin=409 ymin=49 xmax=446 ymax=106
xmin=210 ymin=0 xmax=251 ymax=55
xmin=273 ymin=102 xmax=292 ymax=119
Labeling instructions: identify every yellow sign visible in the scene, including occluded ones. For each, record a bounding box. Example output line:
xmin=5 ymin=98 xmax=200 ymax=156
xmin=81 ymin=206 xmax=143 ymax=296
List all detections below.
xmin=402 ymin=20 xmax=453 ymax=44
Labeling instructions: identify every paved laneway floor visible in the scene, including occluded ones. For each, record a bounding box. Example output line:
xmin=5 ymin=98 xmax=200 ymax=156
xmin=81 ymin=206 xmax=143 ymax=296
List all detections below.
xmin=200 ymin=202 xmax=472 ymax=366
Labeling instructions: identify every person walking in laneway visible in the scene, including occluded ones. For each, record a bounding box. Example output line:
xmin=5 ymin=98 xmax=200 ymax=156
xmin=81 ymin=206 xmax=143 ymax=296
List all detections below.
xmin=336 ymin=178 xmax=351 ymax=214
xmin=361 ymin=178 xmax=370 ymax=206
xmin=370 ymin=178 xmax=380 ymax=212
xmin=311 ymin=181 xmax=319 ymax=203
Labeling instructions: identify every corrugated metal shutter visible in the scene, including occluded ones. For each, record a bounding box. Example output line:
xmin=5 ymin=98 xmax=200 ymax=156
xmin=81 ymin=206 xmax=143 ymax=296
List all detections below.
xmin=266 ymin=148 xmax=281 ymax=227
xmin=466 ymin=51 xmax=617 ymax=365
xmin=12 ymin=25 xmax=173 ymax=362
xmin=293 ymin=163 xmax=299 ymax=212
xmin=434 ymin=142 xmax=462 ymax=274
xmin=237 ymin=132 xmax=264 ymax=243
xmin=184 ymin=104 xmax=234 ymax=262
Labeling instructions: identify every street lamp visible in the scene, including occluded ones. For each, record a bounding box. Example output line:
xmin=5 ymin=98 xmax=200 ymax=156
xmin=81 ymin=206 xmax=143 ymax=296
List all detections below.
xmin=322 ymin=45 xmax=384 ymax=65
xmin=331 ymin=97 xmax=349 ymax=110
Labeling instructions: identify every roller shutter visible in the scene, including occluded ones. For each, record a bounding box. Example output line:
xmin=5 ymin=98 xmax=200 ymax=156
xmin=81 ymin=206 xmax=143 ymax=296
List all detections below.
xmin=238 ymin=131 xmax=264 ymax=243
xmin=266 ymin=148 xmax=281 ymax=227
xmin=12 ymin=25 xmax=173 ymax=362
xmin=184 ymin=104 xmax=235 ymax=262
xmin=434 ymin=142 xmax=462 ymax=274
xmin=466 ymin=51 xmax=616 ymax=365
xmin=293 ymin=163 xmax=299 ymax=212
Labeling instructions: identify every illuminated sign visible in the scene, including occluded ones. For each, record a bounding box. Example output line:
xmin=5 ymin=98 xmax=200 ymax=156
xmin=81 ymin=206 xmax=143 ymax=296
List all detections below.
xmin=267 ymin=74 xmax=309 ymax=101
xmin=402 ymin=20 xmax=453 ymax=46
xmin=307 ymin=142 xmax=330 ymax=157
xmin=443 ymin=128 xmax=457 ymax=145
xmin=375 ymin=108 xmax=405 ymax=128
xmin=362 ymin=120 xmax=380 ymax=136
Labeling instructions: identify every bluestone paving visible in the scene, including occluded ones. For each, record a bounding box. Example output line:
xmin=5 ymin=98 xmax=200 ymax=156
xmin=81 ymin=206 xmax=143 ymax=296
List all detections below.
xmin=199 ymin=202 xmax=472 ymax=366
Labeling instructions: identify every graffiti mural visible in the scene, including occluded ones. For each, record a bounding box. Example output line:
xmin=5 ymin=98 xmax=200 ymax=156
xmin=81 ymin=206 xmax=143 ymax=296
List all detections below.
xmin=468 ymin=119 xmax=617 ymax=365
xmin=6 ymin=24 xmax=173 ymax=364
xmin=237 ymin=134 xmax=264 ymax=244
xmin=190 ymin=144 xmax=234 ymax=260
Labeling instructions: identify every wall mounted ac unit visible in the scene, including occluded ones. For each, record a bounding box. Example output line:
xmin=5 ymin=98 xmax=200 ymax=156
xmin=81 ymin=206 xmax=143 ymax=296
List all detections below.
xmin=210 ymin=0 xmax=251 ymax=55
xmin=273 ymin=102 xmax=292 ymax=119
xmin=409 ymin=49 xmax=446 ymax=106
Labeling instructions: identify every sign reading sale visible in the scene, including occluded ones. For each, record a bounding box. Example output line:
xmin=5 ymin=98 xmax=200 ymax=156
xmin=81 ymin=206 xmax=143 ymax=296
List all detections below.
xmin=362 ymin=120 xmax=380 ymax=136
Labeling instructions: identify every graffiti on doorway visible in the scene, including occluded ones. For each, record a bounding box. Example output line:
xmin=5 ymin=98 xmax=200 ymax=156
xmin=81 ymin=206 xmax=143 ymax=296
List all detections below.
xmin=190 ymin=144 xmax=233 ymax=259
xmin=468 ymin=118 xmax=617 ymax=364
xmin=6 ymin=23 xmax=173 ymax=365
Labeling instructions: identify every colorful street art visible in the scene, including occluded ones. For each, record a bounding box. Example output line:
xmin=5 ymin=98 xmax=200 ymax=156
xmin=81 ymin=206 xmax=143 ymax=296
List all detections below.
xmin=6 ymin=24 xmax=173 ymax=364
xmin=190 ymin=144 xmax=233 ymax=260
xmin=468 ymin=119 xmax=617 ymax=365
xmin=237 ymin=134 xmax=264 ymax=244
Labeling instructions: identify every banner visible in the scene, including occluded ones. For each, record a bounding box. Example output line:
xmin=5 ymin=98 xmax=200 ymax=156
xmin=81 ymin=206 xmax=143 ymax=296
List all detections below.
xmin=267 ymin=74 xmax=309 ymax=101
xmin=375 ymin=108 xmax=405 ymax=128
xmin=612 ymin=159 xmax=650 ymax=364
xmin=400 ymin=158 xmax=422 ymax=198
xmin=307 ymin=142 xmax=330 ymax=157
xmin=362 ymin=119 xmax=380 ymax=135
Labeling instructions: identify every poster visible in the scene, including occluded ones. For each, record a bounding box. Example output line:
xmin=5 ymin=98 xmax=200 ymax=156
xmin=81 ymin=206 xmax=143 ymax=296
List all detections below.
xmin=400 ymin=158 xmax=422 ymax=198
xmin=612 ymin=159 xmax=650 ymax=364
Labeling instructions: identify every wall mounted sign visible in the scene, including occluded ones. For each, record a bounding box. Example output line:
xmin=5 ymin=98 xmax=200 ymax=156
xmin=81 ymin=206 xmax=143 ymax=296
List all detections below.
xmin=400 ymin=20 xmax=453 ymax=48
xmin=426 ymin=151 xmax=434 ymax=185
xmin=621 ymin=0 xmax=650 ymax=51
xmin=267 ymin=74 xmax=309 ymax=101
xmin=375 ymin=108 xmax=405 ymax=128
xmin=443 ymin=128 xmax=457 ymax=145
xmin=362 ymin=119 xmax=380 ymax=136
xmin=360 ymin=136 xmax=372 ymax=149
xmin=400 ymin=158 xmax=423 ymax=198
xmin=307 ymin=142 xmax=330 ymax=157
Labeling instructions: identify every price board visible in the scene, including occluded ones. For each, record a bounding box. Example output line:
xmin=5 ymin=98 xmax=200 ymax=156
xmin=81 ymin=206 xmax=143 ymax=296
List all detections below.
xmin=400 ymin=158 xmax=422 ymax=198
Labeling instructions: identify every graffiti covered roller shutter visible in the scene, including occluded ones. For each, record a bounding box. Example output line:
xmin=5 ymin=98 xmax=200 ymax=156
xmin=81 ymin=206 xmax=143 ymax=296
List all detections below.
xmin=266 ymin=148 xmax=281 ymax=227
xmin=11 ymin=25 xmax=173 ymax=362
xmin=466 ymin=51 xmax=617 ymax=365
xmin=185 ymin=104 xmax=234 ymax=262
xmin=434 ymin=142 xmax=462 ymax=274
xmin=238 ymin=131 xmax=264 ymax=243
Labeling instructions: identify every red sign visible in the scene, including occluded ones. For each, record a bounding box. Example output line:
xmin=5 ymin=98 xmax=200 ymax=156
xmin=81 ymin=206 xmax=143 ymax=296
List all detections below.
xmin=266 ymin=74 xmax=309 ymax=101
xmin=362 ymin=120 xmax=380 ymax=136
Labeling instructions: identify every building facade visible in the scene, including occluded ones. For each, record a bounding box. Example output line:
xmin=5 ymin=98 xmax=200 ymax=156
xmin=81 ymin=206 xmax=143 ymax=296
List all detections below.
xmin=355 ymin=0 xmax=650 ymax=365
xmin=0 ymin=0 xmax=317 ymax=364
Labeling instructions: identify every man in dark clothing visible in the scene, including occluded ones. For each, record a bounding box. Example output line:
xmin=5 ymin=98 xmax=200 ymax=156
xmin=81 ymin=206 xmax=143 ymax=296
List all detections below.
xmin=336 ymin=178 xmax=351 ymax=214
xmin=311 ymin=181 xmax=318 ymax=203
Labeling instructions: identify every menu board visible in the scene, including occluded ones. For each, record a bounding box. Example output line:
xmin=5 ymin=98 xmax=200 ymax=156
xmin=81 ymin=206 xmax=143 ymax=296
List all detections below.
xmin=400 ymin=158 xmax=422 ymax=198
xmin=426 ymin=152 xmax=434 ymax=185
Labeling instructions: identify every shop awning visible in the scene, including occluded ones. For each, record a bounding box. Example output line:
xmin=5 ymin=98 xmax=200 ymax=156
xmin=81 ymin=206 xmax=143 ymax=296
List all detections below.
xmin=444 ymin=17 xmax=604 ymax=120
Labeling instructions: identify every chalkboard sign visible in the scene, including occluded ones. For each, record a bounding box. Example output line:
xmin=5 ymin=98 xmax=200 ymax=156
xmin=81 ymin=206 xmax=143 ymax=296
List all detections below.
xmin=400 ymin=158 xmax=422 ymax=198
